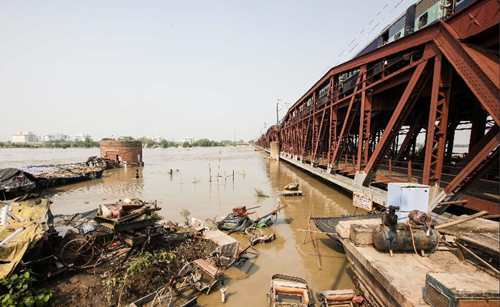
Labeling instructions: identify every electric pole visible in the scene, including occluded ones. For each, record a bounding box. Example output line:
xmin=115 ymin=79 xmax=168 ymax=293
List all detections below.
xmin=276 ymin=99 xmax=282 ymax=126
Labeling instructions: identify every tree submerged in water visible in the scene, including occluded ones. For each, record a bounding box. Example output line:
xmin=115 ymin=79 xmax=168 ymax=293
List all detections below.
xmin=254 ymin=188 xmax=269 ymax=198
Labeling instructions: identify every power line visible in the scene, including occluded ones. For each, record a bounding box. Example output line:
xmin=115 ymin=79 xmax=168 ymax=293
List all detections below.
xmin=294 ymin=0 xmax=414 ymax=119
xmin=334 ymin=0 xmax=410 ymax=66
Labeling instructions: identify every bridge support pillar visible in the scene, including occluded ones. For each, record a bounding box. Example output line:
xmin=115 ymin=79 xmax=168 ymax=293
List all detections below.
xmin=354 ymin=171 xmax=368 ymax=188
xmin=270 ymin=142 xmax=280 ymax=161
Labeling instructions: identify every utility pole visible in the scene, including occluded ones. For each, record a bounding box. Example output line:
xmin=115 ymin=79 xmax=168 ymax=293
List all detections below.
xmin=276 ymin=99 xmax=282 ymax=126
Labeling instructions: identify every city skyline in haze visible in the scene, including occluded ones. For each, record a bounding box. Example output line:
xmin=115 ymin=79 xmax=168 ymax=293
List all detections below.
xmin=1 ymin=0 xmax=418 ymax=142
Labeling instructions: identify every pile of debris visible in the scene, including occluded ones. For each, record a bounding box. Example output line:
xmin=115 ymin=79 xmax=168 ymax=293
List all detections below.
xmin=1 ymin=196 xmax=259 ymax=307
xmin=21 ymin=163 xmax=104 ymax=181
xmin=219 ymin=204 xmax=286 ymax=231
xmin=85 ymin=156 xmax=117 ymax=169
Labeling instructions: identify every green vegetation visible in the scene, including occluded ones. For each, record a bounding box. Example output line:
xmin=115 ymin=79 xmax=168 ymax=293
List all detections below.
xmin=158 ymin=139 xmax=177 ymax=148
xmin=1 ymin=137 xmax=99 ymax=149
xmin=180 ymin=208 xmax=191 ymax=225
xmin=109 ymin=251 xmax=175 ymax=290
xmin=181 ymin=139 xmax=247 ymax=148
xmin=0 ymin=136 xmax=252 ymax=149
xmin=254 ymin=188 xmax=269 ymax=198
xmin=0 ymin=270 xmax=54 ymax=307
xmin=45 ymin=137 xmax=99 ymax=148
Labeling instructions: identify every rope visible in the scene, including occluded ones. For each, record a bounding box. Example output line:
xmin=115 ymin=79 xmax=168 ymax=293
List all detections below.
xmin=407 ymin=219 xmax=419 ymax=255
xmin=407 ymin=220 xmax=441 ymax=273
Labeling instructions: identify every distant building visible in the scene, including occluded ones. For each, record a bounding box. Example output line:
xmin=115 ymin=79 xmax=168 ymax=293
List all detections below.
xmin=73 ymin=133 xmax=91 ymax=142
xmin=182 ymin=137 xmax=195 ymax=144
xmin=11 ymin=131 xmax=38 ymax=143
xmin=43 ymin=133 xmax=71 ymax=142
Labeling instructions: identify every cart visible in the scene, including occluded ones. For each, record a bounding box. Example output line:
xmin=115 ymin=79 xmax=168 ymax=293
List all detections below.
xmin=267 ymin=274 xmax=313 ymax=307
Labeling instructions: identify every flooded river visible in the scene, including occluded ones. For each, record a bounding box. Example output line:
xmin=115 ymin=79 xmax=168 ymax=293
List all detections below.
xmin=0 ymin=147 xmax=356 ymax=306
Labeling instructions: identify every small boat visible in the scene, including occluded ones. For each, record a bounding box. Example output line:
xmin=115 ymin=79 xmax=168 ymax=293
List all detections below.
xmin=267 ymin=274 xmax=313 ymax=307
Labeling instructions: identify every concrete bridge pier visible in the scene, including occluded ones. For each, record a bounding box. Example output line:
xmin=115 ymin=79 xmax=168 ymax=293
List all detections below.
xmin=270 ymin=141 xmax=280 ymax=161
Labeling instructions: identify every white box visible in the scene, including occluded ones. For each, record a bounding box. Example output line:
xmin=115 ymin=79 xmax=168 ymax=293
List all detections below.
xmin=387 ymin=183 xmax=430 ymax=222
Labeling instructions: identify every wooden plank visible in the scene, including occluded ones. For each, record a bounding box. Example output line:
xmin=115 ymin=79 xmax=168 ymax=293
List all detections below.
xmin=458 ymin=235 xmax=500 ymax=255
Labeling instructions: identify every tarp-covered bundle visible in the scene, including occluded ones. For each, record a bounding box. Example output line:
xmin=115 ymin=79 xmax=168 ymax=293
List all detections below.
xmin=0 ymin=198 xmax=51 ymax=278
xmin=0 ymin=168 xmax=36 ymax=197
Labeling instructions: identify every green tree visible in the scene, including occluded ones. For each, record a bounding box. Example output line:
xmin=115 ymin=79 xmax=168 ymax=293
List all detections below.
xmin=83 ymin=137 xmax=98 ymax=148
xmin=138 ymin=137 xmax=155 ymax=148
xmin=159 ymin=139 xmax=177 ymax=148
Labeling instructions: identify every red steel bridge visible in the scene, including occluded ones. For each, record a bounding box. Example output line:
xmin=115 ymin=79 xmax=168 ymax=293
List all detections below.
xmin=256 ymin=0 xmax=499 ymax=214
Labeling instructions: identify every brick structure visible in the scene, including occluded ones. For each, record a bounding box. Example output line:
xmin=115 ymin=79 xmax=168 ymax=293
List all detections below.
xmin=99 ymin=139 xmax=143 ymax=166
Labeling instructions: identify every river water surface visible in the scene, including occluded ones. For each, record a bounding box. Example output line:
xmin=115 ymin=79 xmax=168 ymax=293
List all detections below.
xmin=0 ymin=147 xmax=356 ymax=306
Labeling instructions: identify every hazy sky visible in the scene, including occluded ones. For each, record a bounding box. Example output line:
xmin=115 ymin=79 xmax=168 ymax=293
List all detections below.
xmin=0 ymin=0 xmax=415 ymax=142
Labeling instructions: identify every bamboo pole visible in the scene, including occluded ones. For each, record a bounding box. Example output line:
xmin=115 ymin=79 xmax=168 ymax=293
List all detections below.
xmin=296 ymin=229 xmax=336 ymax=235
xmin=435 ymin=211 xmax=488 ymax=230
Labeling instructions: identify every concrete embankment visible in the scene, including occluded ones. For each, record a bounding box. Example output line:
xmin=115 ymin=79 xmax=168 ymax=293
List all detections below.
xmin=257 ymin=146 xmax=387 ymax=206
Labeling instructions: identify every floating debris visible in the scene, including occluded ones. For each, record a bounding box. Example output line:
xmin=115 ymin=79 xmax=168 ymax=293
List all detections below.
xmin=281 ymin=183 xmax=304 ymax=196
xmin=284 ymin=183 xmax=299 ymax=191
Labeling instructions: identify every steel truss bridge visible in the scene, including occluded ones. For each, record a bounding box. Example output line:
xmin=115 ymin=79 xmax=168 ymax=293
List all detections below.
xmin=256 ymin=0 xmax=499 ymax=214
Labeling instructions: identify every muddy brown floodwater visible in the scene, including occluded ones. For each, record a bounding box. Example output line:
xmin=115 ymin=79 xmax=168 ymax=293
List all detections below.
xmin=0 ymin=146 xmax=358 ymax=306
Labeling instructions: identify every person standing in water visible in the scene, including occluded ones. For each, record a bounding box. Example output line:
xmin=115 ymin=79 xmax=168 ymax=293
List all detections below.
xmin=135 ymin=169 xmax=140 ymax=179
